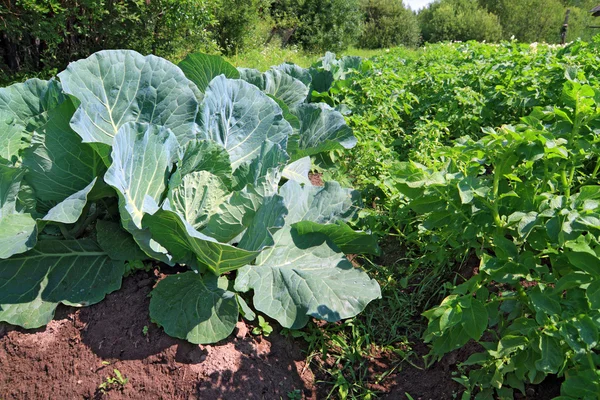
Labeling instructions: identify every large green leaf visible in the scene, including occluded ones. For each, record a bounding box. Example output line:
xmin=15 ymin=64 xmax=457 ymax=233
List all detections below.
xmin=0 ymin=163 xmax=24 ymax=217
xmin=201 ymin=186 xmax=263 ymax=243
xmin=0 ymin=297 xmax=57 ymax=329
xmin=149 ymin=272 xmax=238 ymax=344
xmin=565 ymin=248 xmax=600 ymax=276
xmin=178 ymin=53 xmax=240 ymax=93
xmin=142 ymin=207 xmax=260 ymax=275
xmin=282 ymin=156 xmax=311 ymax=185
xmin=58 ymin=50 xmax=199 ymax=147
xmin=0 ymin=78 xmax=65 ymax=165
xmin=308 ymin=67 xmax=334 ymax=93
xmin=0 ymin=214 xmax=38 ymax=259
xmin=22 ymin=99 xmax=105 ymax=202
xmin=96 ymin=220 xmax=147 ymax=261
xmin=235 ymin=227 xmax=381 ymax=329
xmin=263 ymin=69 xmax=309 ymax=109
xmin=237 ymin=194 xmax=288 ymax=252
xmin=168 ymin=171 xmax=229 ymax=231
xmin=460 ymin=297 xmax=488 ymax=340
xmin=176 ymin=139 xmax=232 ymax=186
xmin=0 ymin=110 xmax=27 ymax=163
xmin=42 ymin=178 xmax=96 ymax=224
xmin=0 ymin=164 xmax=37 ymax=259
xmin=0 ymin=240 xmax=124 ymax=328
xmin=104 ymin=122 xmax=179 ymax=261
xmin=267 ymin=95 xmax=301 ymax=130
xmin=197 ymin=76 xmax=292 ymax=170
xmin=280 ymin=180 xmax=360 ymax=225
xmin=534 ymin=335 xmax=562 ymax=374
xmin=288 ymin=103 xmax=357 ymax=160
xmin=587 ymin=280 xmax=600 ymax=310
xmin=105 ymin=122 xmax=178 ymax=230
xmin=293 ymin=220 xmax=380 ymax=255
xmin=237 ymin=68 xmax=264 ymax=88
xmin=0 ymin=78 xmax=65 ymax=133
xmin=239 ymin=66 xmax=309 ymax=111
xmin=202 ymin=144 xmax=289 ymax=245
xmin=232 ymin=141 xmax=288 ymax=196
xmin=234 ymin=180 xmax=379 ymax=328
xmin=273 ymin=62 xmax=312 ymax=86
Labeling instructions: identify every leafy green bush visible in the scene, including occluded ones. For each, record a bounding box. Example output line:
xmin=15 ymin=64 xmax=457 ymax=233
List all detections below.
xmin=418 ymin=79 xmax=600 ymax=399
xmin=213 ymin=0 xmax=271 ymax=54
xmin=479 ymin=0 xmax=564 ymax=43
xmin=419 ymin=0 xmax=503 ymax=43
xmin=358 ymin=0 xmax=421 ymax=48
xmin=270 ymin=0 xmax=362 ymax=52
xmin=0 ymin=0 xmax=217 ymax=83
xmin=0 ymin=51 xmax=381 ymax=344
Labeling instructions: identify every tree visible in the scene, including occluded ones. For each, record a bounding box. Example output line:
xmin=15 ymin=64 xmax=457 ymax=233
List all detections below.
xmin=419 ymin=0 xmax=503 ymax=42
xmin=359 ymin=0 xmax=421 ymax=48
xmin=0 ymin=0 xmax=218 ymax=83
xmin=270 ymin=0 xmax=362 ymax=52
xmin=479 ymin=0 xmax=564 ymax=42
xmin=213 ymin=0 xmax=271 ymax=54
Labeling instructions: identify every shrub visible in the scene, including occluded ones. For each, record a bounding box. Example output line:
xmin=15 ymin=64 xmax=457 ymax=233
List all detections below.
xmin=270 ymin=0 xmax=362 ymax=52
xmin=358 ymin=0 xmax=421 ymax=48
xmin=0 ymin=0 xmax=217 ymax=83
xmin=419 ymin=0 xmax=502 ymax=43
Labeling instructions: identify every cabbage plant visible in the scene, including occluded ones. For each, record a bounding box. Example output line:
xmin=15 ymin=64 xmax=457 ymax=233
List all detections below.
xmin=0 ymin=51 xmax=381 ymax=344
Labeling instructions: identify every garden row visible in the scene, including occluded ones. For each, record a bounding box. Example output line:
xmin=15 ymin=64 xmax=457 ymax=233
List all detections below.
xmin=323 ymin=38 xmax=600 ymax=399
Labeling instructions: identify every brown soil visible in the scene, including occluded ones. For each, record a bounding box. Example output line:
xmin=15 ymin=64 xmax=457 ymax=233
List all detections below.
xmin=0 ymin=244 xmax=562 ymax=400
xmin=0 ymin=272 xmax=315 ymax=400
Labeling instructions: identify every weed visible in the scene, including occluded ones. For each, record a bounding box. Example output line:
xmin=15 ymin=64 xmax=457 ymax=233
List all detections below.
xmin=287 ymin=389 xmax=303 ymax=399
xmin=98 ymin=368 xmax=128 ymax=393
xmin=251 ymin=315 xmax=273 ymax=337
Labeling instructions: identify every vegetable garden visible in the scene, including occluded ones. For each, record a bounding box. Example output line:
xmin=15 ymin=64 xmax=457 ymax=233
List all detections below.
xmin=1 ymin=38 xmax=600 ymax=399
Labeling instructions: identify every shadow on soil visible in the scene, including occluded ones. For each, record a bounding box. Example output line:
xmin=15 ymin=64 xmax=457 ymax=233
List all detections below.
xmin=0 ymin=272 xmax=316 ymax=399
xmin=0 ymin=268 xmax=562 ymax=400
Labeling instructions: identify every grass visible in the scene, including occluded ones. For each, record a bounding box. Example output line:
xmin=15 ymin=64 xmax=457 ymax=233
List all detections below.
xmin=226 ymin=44 xmax=392 ymax=71
xmin=339 ymin=47 xmax=394 ymax=59
xmin=226 ymin=44 xmax=319 ymax=71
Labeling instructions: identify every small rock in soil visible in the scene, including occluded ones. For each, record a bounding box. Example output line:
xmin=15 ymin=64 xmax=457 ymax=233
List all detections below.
xmin=235 ymin=321 xmax=248 ymax=339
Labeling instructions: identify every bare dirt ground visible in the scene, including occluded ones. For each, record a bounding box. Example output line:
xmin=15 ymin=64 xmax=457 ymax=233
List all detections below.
xmin=0 ymin=272 xmax=316 ymax=400
xmin=0 ymin=269 xmax=562 ymax=400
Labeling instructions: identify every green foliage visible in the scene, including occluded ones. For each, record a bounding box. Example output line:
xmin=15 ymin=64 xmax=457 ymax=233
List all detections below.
xmin=98 ymin=369 xmax=129 ymax=393
xmin=322 ymin=39 xmax=600 ymax=399
xmin=0 ymin=0 xmax=217 ymax=83
xmin=251 ymin=315 xmax=273 ymax=336
xmin=419 ymin=0 xmax=503 ymax=42
xmin=420 ymin=80 xmax=600 ymax=398
xmin=417 ymin=0 xmax=600 ymax=44
xmin=0 ymin=50 xmax=381 ymax=345
xmin=226 ymin=44 xmax=319 ymax=71
xmin=480 ymin=0 xmax=565 ymax=43
xmin=358 ymin=0 xmax=421 ymax=48
xmin=213 ymin=0 xmax=271 ymax=54
xmin=270 ymin=0 xmax=362 ymax=52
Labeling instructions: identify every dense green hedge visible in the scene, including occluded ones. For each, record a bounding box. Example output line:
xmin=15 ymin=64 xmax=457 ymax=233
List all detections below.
xmin=0 ymin=0 xmax=218 ymax=82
